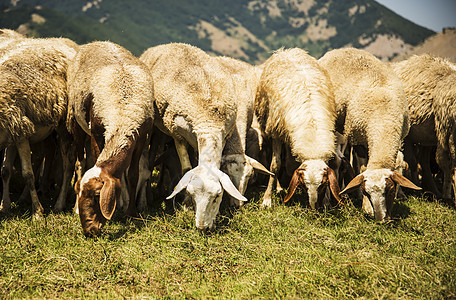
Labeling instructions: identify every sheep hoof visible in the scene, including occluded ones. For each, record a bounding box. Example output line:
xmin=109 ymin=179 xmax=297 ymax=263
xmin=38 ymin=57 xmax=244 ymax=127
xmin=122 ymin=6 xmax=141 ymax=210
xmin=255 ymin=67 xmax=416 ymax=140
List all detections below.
xmin=53 ymin=204 xmax=65 ymax=213
xmin=261 ymin=198 xmax=273 ymax=209
xmin=32 ymin=211 xmax=44 ymax=221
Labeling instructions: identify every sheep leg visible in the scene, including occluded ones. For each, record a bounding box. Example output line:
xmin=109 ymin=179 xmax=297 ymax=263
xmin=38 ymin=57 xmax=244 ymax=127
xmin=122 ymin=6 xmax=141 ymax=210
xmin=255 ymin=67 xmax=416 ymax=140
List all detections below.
xmin=54 ymin=128 xmax=76 ymax=212
xmin=261 ymin=139 xmax=282 ymax=208
xmin=173 ymin=138 xmax=194 ymax=209
xmin=436 ymin=144 xmax=452 ymax=201
xmin=174 ymin=138 xmax=192 ymax=175
xmin=449 ymin=132 xmax=456 ymax=205
xmin=418 ymin=146 xmax=442 ymax=198
xmin=16 ymin=139 xmax=44 ymax=219
xmin=126 ymin=124 xmax=151 ymax=217
xmin=403 ymin=138 xmax=419 ymax=185
xmin=0 ymin=146 xmax=17 ymax=213
xmin=136 ymin=133 xmax=152 ymax=212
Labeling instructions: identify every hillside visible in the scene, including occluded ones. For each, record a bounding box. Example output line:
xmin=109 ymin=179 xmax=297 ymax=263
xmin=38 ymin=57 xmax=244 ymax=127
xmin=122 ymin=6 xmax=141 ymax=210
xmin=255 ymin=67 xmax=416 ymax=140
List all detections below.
xmin=393 ymin=27 xmax=456 ymax=63
xmin=0 ymin=0 xmax=434 ymax=62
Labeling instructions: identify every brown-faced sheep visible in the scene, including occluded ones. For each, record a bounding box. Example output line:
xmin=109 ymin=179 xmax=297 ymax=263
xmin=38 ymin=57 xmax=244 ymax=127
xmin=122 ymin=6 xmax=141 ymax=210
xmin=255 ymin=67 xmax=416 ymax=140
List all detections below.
xmin=68 ymin=41 xmax=154 ymax=237
xmin=319 ymin=47 xmax=421 ymax=221
xmin=255 ymin=48 xmax=341 ymax=209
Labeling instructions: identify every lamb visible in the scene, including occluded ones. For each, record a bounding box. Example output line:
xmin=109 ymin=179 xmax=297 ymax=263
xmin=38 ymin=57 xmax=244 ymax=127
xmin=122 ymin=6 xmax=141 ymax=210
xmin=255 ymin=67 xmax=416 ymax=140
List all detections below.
xmin=391 ymin=54 xmax=456 ymax=202
xmin=255 ymin=48 xmax=342 ymax=209
xmin=318 ymin=47 xmax=421 ymax=221
xmin=68 ymin=41 xmax=154 ymax=237
xmin=0 ymin=37 xmax=78 ymax=218
xmin=140 ymin=43 xmax=247 ymax=232
xmin=215 ymin=56 xmax=273 ymax=207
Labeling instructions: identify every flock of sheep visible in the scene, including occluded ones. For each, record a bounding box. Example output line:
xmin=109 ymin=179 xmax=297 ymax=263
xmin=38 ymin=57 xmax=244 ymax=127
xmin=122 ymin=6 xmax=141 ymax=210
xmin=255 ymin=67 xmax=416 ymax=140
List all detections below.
xmin=0 ymin=28 xmax=454 ymax=237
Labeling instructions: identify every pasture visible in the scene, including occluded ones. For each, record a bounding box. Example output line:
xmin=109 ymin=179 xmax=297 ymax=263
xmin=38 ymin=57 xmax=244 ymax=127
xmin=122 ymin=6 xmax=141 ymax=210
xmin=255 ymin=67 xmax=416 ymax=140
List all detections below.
xmin=1 ymin=191 xmax=455 ymax=299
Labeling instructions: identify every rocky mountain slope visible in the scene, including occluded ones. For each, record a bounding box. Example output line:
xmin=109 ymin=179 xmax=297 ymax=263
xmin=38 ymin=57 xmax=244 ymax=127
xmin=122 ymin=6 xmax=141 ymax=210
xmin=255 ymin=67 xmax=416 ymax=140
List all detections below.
xmin=394 ymin=27 xmax=456 ymax=63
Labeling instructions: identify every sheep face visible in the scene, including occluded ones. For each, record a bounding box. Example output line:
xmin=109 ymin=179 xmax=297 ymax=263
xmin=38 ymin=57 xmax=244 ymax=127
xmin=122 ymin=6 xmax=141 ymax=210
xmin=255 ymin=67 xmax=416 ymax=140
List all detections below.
xmin=284 ymin=160 xmax=342 ymax=209
xmin=77 ymin=166 xmax=120 ymax=237
xmin=167 ymin=164 xmax=247 ymax=232
xmin=341 ymin=169 xmax=421 ymax=222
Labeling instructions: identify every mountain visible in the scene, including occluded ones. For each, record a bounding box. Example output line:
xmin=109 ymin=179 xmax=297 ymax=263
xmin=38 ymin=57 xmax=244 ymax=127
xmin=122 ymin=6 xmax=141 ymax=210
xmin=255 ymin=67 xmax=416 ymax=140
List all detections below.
xmin=393 ymin=27 xmax=456 ymax=63
xmin=0 ymin=0 xmax=434 ymax=62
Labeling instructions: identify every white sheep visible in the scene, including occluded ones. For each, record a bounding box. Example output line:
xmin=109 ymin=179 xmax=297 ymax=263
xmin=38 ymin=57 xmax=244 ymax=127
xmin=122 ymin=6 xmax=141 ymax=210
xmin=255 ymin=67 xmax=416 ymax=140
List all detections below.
xmin=0 ymin=37 xmax=78 ymax=218
xmin=215 ymin=56 xmax=273 ymax=207
xmin=68 ymin=41 xmax=154 ymax=237
xmin=140 ymin=43 xmax=247 ymax=233
xmin=392 ymin=54 xmax=456 ymax=202
xmin=255 ymin=48 xmax=342 ymax=209
xmin=319 ymin=47 xmax=421 ymax=221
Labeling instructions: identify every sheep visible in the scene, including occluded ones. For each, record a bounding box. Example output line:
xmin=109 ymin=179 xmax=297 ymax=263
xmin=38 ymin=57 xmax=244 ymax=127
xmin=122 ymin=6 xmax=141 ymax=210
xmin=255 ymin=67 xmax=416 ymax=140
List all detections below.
xmin=391 ymin=54 xmax=456 ymax=202
xmin=0 ymin=37 xmax=78 ymax=218
xmin=255 ymin=48 xmax=342 ymax=209
xmin=318 ymin=47 xmax=421 ymax=221
xmin=140 ymin=43 xmax=247 ymax=233
xmin=215 ymin=56 xmax=273 ymax=207
xmin=68 ymin=41 xmax=154 ymax=237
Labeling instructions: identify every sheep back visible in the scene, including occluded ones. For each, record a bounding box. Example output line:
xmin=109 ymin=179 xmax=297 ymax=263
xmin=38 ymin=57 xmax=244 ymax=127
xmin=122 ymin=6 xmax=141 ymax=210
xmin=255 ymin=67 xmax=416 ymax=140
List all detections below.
xmin=68 ymin=41 xmax=155 ymax=162
xmin=256 ymin=48 xmax=336 ymax=161
xmin=0 ymin=37 xmax=77 ymax=144
xmin=215 ymin=56 xmax=260 ymax=153
xmin=140 ymin=43 xmax=237 ymax=146
xmin=392 ymin=54 xmax=456 ymax=148
xmin=319 ymin=48 xmax=408 ymax=169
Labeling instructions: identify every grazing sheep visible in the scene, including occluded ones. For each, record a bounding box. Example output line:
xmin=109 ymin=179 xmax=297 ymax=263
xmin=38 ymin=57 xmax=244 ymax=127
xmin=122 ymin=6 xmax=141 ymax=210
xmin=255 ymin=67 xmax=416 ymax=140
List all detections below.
xmin=0 ymin=37 xmax=78 ymax=218
xmin=319 ymin=47 xmax=420 ymax=221
xmin=215 ymin=56 xmax=273 ymax=207
xmin=255 ymin=48 xmax=341 ymax=209
xmin=68 ymin=41 xmax=154 ymax=237
xmin=140 ymin=43 xmax=247 ymax=232
xmin=392 ymin=54 xmax=456 ymax=202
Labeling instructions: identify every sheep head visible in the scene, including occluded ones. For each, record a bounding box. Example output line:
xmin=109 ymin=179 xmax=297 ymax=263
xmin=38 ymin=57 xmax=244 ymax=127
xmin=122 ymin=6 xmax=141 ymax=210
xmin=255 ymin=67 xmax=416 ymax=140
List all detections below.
xmin=221 ymin=154 xmax=273 ymax=207
xmin=167 ymin=164 xmax=247 ymax=233
xmin=76 ymin=166 xmax=120 ymax=237
xmin=284 ymin=160 xmax=341 ymax=209
xmin=340 ymin=169 xmax=421 ymax=221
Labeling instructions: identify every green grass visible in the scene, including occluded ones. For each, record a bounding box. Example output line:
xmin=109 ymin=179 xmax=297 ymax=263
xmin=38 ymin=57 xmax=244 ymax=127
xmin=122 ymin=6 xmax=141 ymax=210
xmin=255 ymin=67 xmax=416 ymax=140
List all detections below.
xmin=1 ymin=192 xmax=455 ymax=298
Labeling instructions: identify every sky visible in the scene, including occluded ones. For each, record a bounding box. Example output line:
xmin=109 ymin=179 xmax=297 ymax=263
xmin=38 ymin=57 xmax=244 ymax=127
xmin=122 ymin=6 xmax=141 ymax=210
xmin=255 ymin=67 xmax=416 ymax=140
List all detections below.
xmin=375 ymin=0 xmax=456 ymax=32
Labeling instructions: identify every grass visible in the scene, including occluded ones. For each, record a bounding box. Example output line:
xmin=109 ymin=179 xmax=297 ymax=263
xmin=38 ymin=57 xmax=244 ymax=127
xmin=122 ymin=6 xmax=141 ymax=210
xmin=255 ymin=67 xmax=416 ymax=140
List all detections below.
xmin=0 ymin=190 xmax=455 ymax=299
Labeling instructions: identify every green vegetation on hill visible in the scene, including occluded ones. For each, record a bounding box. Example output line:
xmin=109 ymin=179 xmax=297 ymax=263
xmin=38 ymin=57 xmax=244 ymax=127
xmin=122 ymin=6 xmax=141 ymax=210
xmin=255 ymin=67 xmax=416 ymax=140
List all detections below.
xmin=0 ymin=0 xmax=435 ymax=62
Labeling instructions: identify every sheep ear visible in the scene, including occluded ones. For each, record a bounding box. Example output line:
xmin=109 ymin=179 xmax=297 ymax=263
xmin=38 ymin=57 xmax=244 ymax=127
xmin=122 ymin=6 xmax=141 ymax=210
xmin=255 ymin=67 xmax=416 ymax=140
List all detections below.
xmin=391 ymin=171 xmax=421 ymax=190
xmin=340 ymin=174 xmax=364 ymax=195
xmin=99 ymin=173 xmax=119 ymax=220
xmin=246 ymin=155 xmax=274 ymax=176
xmin=217 ymin=169 xmax=248 ymax=202
xmin=327 ymin=167 xmax=343 ymax=204
xmin=166 ymin=170 xmax=194 ymax=200
xmin=284 ymin=168 xmax=304 ymax=203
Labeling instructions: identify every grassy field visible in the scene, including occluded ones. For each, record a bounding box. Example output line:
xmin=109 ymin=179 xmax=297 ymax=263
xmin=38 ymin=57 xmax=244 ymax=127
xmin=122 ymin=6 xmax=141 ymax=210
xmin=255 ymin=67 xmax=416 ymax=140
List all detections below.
xmin=0 ymin=191 xmax=455 ymax=299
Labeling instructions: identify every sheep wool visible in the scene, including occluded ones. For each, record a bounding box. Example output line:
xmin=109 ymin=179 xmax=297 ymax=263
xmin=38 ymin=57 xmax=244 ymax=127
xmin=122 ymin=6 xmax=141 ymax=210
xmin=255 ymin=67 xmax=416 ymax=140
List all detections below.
xmin=68 ymin=41 xmax=155 ymax=163
xmin=0 ymin=38 xmax=77 ymax=146
xmin=256 ymin=48 xmax=336 ymax=162
xmin=140 ymin=43 xmax=237 ymax=155
xmin=392 ymin=54 xmax=456 ymax=149
xmin=319 ymin=47 xmax=409 ymax=170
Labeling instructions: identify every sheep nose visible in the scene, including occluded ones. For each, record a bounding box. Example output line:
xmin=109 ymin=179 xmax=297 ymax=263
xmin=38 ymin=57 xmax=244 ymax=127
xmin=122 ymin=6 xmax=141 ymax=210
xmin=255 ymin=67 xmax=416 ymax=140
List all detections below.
xmin=197 ymin=225 xmax=215 ymax=234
